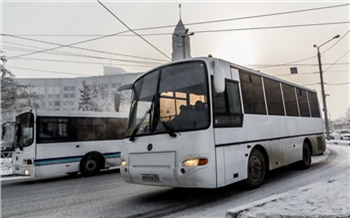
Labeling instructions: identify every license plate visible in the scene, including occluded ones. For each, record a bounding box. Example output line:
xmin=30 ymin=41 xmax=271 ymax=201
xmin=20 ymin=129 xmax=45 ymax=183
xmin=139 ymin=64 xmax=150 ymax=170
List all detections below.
xmin=141 ymin=174 xmax=160 ymax=182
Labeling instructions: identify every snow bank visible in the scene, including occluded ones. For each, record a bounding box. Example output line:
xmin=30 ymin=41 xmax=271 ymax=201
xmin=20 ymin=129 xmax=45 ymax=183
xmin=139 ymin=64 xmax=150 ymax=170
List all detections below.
xmin=226 ymin=173 xmax=350 ymax=217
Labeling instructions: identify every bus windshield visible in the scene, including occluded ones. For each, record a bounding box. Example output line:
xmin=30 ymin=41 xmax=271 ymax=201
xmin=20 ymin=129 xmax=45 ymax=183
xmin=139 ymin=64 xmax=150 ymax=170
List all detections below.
xmin=15 ymin=112 xmax=34 ymax=149
xmin=127 ymin=61 xmax=209 ymax=138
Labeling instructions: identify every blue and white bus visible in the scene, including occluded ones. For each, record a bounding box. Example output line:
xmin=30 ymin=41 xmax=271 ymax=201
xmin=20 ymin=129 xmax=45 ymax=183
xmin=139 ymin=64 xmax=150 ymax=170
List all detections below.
xmin=12 ymin=109 xmax=127 ymax=177
xmin=115 ymin=57 xmax=326 ymax=189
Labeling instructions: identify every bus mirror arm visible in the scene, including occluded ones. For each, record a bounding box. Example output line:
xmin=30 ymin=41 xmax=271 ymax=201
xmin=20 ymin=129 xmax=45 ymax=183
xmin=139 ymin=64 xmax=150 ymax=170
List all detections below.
xmin=114 ymin=83 xmax=133 ymax=112
xmin=1 ymin=124 xmax=5 ymax=140
xmin=213 ymin=59 xmax=226 ymax=93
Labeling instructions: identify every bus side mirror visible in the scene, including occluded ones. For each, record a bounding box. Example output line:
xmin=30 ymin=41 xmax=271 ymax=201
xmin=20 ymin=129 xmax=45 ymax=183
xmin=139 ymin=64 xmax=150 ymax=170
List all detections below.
xmin=114 ymin=83 xmax=133 ymax=112
xmin=213 ymin=59 xmax=227 ymax=93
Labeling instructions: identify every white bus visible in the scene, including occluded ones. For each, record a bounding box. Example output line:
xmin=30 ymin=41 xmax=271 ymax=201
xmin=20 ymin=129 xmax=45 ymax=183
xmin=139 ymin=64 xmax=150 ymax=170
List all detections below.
xmin=12 ymin=109 xmax=127 ymax=177
xmin=115 ymin=57 xmax=326 ymax=189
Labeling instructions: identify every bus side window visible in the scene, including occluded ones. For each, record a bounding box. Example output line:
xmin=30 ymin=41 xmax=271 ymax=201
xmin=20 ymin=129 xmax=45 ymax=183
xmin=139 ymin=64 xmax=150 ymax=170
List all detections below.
xmin=213 ymin=80 xmax=243 ymax=127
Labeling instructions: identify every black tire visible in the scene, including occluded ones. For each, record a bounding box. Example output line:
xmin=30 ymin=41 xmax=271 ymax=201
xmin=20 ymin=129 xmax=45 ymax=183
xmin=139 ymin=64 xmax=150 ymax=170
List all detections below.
xmin=80 ymin=155 xmax=101 ymax=176
xmin=242 ymin=149 xmax=266 ymax=189
xmin=296 ymin=142 xmax=311 ymax=170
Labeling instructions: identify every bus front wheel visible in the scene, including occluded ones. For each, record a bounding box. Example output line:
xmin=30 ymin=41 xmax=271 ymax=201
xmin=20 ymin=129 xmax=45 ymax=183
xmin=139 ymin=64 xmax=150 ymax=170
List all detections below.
xmin=243 ymin=149 xmax=266 ymax=189
xmin=80 ymin=154 xmax=102 ymax=176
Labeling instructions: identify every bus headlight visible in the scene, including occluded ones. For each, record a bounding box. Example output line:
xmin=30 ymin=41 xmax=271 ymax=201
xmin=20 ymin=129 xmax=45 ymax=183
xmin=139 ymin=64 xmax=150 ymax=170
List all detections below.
xmin=182 ymin=158 xmax=208 ymax=167
xmin=23 ymin=159 xmax=34 ymax=166
xmin=24 ymin=169 xmax=30 ymax=176
xmin=121 ymin=160 xmax=127 ymax=167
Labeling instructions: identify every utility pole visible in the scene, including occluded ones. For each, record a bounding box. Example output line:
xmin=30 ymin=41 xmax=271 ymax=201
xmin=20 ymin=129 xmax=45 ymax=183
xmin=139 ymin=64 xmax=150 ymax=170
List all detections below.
xmin=314 ymin=34 xmax=340 ymax=140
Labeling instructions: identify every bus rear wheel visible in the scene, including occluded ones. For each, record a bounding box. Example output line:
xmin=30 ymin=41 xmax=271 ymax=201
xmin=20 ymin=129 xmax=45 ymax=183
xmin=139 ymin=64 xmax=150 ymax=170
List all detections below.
xmin=243 ymin=149 xmax=266 ymax=189
xmin=80 ymin=155 xmax=101 ymax=176
xmin=296 ymin=142 xmax=311 ymax=169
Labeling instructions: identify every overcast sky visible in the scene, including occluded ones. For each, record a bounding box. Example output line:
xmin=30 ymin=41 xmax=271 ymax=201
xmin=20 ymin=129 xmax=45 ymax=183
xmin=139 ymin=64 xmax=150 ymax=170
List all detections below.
xmin=1 ymin=1 xmax=349 ymax=119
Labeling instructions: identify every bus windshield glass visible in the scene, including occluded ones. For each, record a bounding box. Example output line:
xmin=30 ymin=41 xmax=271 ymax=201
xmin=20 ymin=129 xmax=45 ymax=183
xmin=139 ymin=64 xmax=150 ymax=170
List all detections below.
xmin=15 ymin=112 xmax=34 ymax=148
xmin=127 ymin=61 xmax=209 ymax=138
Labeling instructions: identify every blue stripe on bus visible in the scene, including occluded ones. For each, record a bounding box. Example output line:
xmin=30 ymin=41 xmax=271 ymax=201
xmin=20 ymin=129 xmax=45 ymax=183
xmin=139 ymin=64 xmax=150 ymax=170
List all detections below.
xmin=34 ymin=152 xmax=121 ymax=166
xmin=103 ymin=152 xmax=121 ymax=159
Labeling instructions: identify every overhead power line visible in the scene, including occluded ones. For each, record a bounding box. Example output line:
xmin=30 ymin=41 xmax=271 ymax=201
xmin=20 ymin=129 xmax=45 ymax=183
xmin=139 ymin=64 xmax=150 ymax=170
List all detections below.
xmin=17 ymin=57 xmax=155 ymax=68
xmin=97 ymin=0 xmax=171 ymax=60
xmin=194 ymin=21 xmax=350 ymax=34
xmin=326 ymin=82 xmax=350 ymax=86
xmin=3 ymin=34 xmax=167 ymax=63
xmin=2 ymin=41 xmax=164 ymax=65
xmin=4 ymin=20 xmax=348 ymax=61
xmin=324 ymin=49 xmax=350 ymax=72
xmin=257 ymin=29 xmax=350 ymax=70
xmin=304 ymin=82 xmax=350 ymax=86
xmin=9 ymin=3 xmax=350 ymax=37
xmin=3 ymin=3 xmax=347 ymax=60
xmin=323 ymin=29 xmax=350 ymax=54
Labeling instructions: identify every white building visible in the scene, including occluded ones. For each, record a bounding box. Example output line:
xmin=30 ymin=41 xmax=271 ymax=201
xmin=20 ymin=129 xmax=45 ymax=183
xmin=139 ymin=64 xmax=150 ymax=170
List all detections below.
xmin=16 ymin=68 xmax=142 ymax=112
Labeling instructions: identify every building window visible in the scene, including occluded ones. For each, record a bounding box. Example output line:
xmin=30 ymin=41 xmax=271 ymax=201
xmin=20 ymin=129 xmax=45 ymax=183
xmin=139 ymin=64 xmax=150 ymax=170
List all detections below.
xmin=64 ymin=86 xmax=69 ymax=91
xmin=64 ymin=94 xmax=69 ymax=98
xmin=70 ymin=94 xmax=75 ymax=98
xmin=70 ymin=86 xmax=75 ymax=91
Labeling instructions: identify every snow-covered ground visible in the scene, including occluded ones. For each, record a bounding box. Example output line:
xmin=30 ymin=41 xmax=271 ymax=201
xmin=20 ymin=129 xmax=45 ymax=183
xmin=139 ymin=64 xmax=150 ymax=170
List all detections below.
xmin=2 ymin=141 xmax=350 ymax=217
xmin=226 ymin=173 xmax=350 ymax=217
xmin=227 ymin=140 xmax=350 ymax=218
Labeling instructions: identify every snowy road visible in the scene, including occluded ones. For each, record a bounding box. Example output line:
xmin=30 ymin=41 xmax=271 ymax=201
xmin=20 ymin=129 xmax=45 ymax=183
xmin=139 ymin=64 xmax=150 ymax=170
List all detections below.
xmin=1 ymin=144 xmax=348 ymax=218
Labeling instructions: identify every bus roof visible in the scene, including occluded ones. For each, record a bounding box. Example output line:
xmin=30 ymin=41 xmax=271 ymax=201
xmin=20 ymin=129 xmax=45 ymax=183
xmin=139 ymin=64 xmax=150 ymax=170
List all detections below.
xmin=137 ymin=57 xmax=317 ymax=93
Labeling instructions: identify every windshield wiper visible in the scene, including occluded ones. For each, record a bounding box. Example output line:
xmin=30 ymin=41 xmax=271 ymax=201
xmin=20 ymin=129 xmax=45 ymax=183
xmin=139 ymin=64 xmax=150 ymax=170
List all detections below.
xmin=159 ymin=116 xmax=177 ymax=138
xmin=129 ymin=95 xmax=155 ymax=141
xmin=153 ymin=101 xmax=176 ymax=138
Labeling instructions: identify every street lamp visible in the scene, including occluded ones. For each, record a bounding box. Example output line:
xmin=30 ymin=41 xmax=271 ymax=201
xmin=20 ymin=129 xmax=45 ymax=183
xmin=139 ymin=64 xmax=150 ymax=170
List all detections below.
xmin=175 ymin=28 xmax=194 ymax=59
xmin=313 ymin=34 xmax=340 ymax=140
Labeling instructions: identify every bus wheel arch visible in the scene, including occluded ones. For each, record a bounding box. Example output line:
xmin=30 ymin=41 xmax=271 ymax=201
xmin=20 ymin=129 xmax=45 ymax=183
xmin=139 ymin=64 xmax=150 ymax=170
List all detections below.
xmin=243 ymin=145 xmax=268 ymax=189
xmin=80 ymin=152 xmax=105 ymax=176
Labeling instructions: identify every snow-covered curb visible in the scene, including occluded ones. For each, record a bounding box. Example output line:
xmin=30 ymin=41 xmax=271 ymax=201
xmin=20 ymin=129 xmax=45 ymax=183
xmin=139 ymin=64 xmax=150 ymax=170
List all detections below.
xmin=327 ymin=139 xmax=350 ymax=146
xmin=226 ymin=172 xmax=350 ymax=218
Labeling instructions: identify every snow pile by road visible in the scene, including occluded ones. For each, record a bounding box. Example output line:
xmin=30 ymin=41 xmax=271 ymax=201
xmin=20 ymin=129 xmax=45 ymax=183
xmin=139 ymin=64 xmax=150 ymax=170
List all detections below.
xmin=227 ymin=141 xmax=350 ymax=218
xmin=226 ymin=173 xmax=350 ymax=217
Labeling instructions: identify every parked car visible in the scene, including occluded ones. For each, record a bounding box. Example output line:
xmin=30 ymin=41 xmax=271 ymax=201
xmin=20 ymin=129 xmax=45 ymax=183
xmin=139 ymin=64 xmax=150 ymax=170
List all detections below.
xmin=332 ymin=129 xmax=350 ymax=140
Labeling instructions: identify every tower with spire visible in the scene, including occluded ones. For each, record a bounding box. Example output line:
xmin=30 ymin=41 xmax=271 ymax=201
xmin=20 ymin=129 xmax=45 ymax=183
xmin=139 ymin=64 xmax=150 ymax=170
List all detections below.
xmin=172 ymin=4 xmax=192 ymax=61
